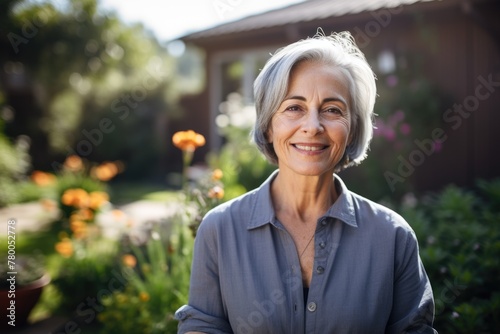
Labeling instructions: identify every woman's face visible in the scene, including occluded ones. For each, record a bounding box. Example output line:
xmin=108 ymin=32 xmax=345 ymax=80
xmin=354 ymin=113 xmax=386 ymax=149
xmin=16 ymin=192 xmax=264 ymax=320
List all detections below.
xmin=268 ymin=61 xmax=352 ymax=177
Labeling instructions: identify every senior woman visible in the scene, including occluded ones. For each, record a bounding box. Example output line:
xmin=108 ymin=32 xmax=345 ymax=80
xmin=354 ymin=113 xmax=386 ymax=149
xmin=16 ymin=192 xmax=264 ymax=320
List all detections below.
xmin=175 ymin=31 xmax=436 ymax=333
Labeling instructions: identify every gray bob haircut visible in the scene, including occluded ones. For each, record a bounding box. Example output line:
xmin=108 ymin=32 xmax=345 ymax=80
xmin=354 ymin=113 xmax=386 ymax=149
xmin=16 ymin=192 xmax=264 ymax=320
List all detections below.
xmin=252 ymin=30 xmax=377 ymax=171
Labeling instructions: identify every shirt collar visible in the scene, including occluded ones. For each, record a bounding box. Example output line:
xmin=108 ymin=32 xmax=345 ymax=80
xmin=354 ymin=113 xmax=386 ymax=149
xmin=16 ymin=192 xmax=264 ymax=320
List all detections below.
xmin=326 ymin=174 xmax=357 ymax=228
xmin=247 ymin=170 xmax=358 ymax=230
xmin=247 ymin=170 xmax=278 ymax=230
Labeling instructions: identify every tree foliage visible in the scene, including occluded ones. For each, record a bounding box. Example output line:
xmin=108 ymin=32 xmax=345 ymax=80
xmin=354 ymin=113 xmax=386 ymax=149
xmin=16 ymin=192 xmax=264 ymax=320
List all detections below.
xmin=0 ymin=0 xmax=180 ymax=179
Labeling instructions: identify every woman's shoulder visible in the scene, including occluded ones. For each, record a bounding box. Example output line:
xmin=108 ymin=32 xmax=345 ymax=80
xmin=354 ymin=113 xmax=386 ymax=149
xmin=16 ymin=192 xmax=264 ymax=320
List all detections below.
xmin=349 ymin=190 xmax=414 ymax=233
xmin=334 ymin=175 xmax=412 ymax=233
xmin=199 ymin=187 xmax=262 ymax=230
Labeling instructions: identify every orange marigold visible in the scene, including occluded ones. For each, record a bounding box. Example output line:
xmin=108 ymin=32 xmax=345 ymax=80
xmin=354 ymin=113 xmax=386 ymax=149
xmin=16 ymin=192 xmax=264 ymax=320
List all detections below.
xmin=88 ymin=191 xmax=109 ymax=210
xmin=211 ymin=168 xmax=223 ymax=181
xmin=64 ymin=155 xmax=83 ymax=172
xmin=61 ymin=188 xmax=90 ymax=208
xmin=122 ymin=254 xmax=137 ymax=268
xmin=70 ymin=220 xmax=88 ymax=239
xmin=172 ymin=130 xmax=205 ymax=152
xmin=55 ymin=239 xmax=74 ymax=258
xmin=92 ymin=162 xmax=119 ymax=181
xmin=71 ymin=208 xmax=94 ymax=222
xmin=31 ymin=171 xmax=56 ymax=186
xmin=208 ymin=186 xmax=224 ymax=199
xmin=139 ymin=291 xmax=150 ymax=302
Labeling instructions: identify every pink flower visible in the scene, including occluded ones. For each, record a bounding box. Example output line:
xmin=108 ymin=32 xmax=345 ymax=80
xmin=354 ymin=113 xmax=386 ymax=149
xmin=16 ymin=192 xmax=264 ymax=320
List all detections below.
xmin=386 ymin=75 xmax=398 ymax=87
xmin=373 ymin=120 xmax=385 ymax=137
xmin=433 ymin=141 xmax=443 ymax=152
xmin=400 ymin=123 xmax=411 ymax=135
xmin=384 ymin=128 xmax=396 ymax=141
xmin=389 ymin=110 xmax=405 ymax=125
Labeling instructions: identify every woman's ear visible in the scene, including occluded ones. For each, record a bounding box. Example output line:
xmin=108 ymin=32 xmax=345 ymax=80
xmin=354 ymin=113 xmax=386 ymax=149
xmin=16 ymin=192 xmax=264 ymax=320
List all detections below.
xmin=266 ymin=127 xmax=273 ymax=143
xmin=347 ymin=131 xmax=354 ymax=146
xmin=347 ymin=113 xmax=356 ymax=146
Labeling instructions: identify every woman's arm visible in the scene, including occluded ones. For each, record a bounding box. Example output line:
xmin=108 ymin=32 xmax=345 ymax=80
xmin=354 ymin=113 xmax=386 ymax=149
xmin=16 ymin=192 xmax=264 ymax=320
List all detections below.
xmin=175 ymin=215 xmax=232 ymax=333
xmin=386 ymin=229 xmax=437 ymax=334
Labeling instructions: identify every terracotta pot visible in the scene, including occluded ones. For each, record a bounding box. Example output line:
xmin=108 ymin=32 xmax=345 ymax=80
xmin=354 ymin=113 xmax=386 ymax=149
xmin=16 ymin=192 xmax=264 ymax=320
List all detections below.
xmin=0 ymin=274 xmax=50 ymax=329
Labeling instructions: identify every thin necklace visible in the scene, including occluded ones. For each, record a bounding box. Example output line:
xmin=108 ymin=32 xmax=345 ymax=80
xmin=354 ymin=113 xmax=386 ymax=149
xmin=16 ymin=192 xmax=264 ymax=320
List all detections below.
xmin=299 ymin=232 xmax=315 ymax=258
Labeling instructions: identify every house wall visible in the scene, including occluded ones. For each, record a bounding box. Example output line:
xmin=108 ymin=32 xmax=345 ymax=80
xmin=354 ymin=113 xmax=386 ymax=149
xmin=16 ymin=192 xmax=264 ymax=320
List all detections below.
xmin=408 ymin=6 xmax=500 ymax=192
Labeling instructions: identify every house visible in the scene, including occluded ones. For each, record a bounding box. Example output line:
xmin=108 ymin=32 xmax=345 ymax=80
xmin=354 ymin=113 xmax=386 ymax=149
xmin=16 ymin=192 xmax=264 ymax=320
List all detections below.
xmin=177 ymin=0 xmax=500 ymax=196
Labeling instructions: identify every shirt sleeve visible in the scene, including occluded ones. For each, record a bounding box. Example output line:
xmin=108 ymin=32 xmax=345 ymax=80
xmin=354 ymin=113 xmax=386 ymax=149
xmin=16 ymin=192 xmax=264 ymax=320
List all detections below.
xmin=175 ymin=215 xmax=233 ymax=334
xmin=386 ymin=228 xmax=438 ymax=334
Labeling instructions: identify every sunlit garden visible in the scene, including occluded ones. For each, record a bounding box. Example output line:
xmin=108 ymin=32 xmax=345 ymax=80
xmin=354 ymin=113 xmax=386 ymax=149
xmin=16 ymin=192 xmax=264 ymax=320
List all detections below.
xmin=1 ymin=0 xmax=499 ymax=333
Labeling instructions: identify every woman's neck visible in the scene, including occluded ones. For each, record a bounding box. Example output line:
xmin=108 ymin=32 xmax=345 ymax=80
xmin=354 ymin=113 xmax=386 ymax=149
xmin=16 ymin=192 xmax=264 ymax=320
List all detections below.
xmin=271 ymin=169 xmax=338 ymax=223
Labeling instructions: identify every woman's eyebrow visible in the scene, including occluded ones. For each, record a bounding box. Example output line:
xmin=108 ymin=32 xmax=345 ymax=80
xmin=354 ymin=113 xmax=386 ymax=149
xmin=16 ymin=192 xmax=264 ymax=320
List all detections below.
xmin=283 ymin=95 xmax=347 ymax=108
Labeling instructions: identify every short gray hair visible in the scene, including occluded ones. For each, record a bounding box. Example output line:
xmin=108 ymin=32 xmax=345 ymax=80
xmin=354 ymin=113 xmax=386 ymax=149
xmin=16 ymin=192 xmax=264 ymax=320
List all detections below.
xmin=252 ymin=31 xmax=377 ymax=171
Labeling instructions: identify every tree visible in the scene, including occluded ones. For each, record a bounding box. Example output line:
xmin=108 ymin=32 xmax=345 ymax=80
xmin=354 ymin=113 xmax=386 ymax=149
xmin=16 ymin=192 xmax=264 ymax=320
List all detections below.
xmin=0 ymin=0 xmax=179 ymax=180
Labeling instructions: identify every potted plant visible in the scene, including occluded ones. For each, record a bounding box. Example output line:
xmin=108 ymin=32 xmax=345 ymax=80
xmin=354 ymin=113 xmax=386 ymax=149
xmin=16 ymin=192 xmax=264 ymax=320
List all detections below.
xmin=0 ymin=255 xmax=50 ymax=329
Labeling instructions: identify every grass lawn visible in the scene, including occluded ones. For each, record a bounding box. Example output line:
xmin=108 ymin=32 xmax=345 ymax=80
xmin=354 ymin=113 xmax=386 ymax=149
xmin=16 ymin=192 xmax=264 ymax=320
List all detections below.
xmin=107 ymin=181 xmax=181 ymax=204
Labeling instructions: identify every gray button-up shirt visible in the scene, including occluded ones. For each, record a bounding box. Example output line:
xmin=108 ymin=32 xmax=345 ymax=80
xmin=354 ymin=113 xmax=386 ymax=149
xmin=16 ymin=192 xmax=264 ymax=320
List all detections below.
xmin=175 ymin=171 xmax=436 ymax=333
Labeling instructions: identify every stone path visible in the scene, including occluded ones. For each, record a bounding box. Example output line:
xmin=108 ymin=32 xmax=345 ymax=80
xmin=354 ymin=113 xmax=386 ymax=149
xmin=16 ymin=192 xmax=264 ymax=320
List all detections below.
xmin=0 ymin=200 xmax=180 ymax=237
xmin=0 ymin=202 xmax=58 ymax=235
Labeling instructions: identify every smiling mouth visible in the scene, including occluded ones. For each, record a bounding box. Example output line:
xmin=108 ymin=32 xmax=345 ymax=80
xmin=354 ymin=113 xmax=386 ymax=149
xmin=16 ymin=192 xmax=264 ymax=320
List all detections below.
xmin=293 ymin=144 xmax=328 ymax=151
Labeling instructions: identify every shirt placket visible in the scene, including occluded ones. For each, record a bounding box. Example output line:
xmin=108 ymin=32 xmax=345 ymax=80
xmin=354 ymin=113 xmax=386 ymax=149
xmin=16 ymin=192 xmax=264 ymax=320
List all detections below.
xmin=304 ymin=217 xmax=342 ymax=334
xmin=274 ymin=219 xmax=306 ymax=334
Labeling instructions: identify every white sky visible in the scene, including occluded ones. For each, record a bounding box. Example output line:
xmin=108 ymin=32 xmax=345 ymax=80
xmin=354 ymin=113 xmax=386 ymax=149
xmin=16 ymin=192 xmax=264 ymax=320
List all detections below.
xmin=99 ymin=0 xmax=305 ymax=42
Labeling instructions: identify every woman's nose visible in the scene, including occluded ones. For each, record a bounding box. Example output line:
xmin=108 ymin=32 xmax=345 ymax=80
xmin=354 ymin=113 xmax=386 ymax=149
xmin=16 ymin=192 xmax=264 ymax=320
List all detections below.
xmin=302 ymin=111 xmax=324 ymax=135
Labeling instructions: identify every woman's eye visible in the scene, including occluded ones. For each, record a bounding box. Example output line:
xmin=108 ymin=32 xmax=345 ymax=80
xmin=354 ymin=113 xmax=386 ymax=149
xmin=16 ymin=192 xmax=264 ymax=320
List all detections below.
xmin=324 ymin=107 xmax=343 ymax=115
xmin=285 ymin=105 xmax=301 ymax=112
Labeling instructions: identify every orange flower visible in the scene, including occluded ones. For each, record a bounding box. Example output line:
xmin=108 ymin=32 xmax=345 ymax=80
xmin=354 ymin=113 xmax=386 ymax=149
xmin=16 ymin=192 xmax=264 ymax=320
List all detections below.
xmin=64 ymin=155 xmax=83 ymax=172
xmin=139 ymin=291 xmax=150 ymax=302
xmin=172 ymin=130 xmax=205 ymax=152
xmin=211 ymin=169 xmax=223 ymax=181
xmin=92 ymin=162 xmax=119 ymax=181
xmin=31 ymin=171 xmax=56 ymax=186
xmin=88 ymin=191 xmax=109 ymax=210
xmin=71 ymin=208 xmax=94 ymax=222
xmin=122 ymin=254 xmax=137 ymax=268
xmin=55 ymin=238 xmax=73 ymax=258
xmin=70 ymin=220 xmax=88 ymax=239
xmin=208 ymin=186 xmax=224 ymax=199
xmin=61 ymin=188 xmax=89 ymax=208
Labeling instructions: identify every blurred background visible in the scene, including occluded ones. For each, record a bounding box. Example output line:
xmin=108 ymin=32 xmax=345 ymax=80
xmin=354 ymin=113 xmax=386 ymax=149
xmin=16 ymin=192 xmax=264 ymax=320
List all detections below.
xmin=1 ymin=0 xmax=499 ymax=202
xmin=0 ymin=0 xmax=499 ymax=333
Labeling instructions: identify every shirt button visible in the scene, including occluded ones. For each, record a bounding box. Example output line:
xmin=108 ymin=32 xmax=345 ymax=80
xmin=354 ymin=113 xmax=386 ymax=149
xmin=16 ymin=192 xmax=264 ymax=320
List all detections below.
xmin=321 ymin=219 xmax=327 ymax=226
xmin=319 ymin=242 xmax=326 ymax=248
xmin=316 ymin=266 xmax=325 ymax=274
xmin=307 ymin=302 xmax=317 ymax=312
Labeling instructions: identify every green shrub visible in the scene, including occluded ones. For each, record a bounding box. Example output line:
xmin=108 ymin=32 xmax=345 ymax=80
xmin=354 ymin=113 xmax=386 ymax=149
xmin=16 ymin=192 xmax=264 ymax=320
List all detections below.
xmin=0 ymin=127 xmax=31 ymax=207
xmin=208 ymin=125 xmax=276 ymax=199
xmin=402 ymin=179 xmax=500 ymax=333
xmin=99 ymin=221 xmax=193 ymax=333
xmin=51 ymin=239 xmax=119 ymax=313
